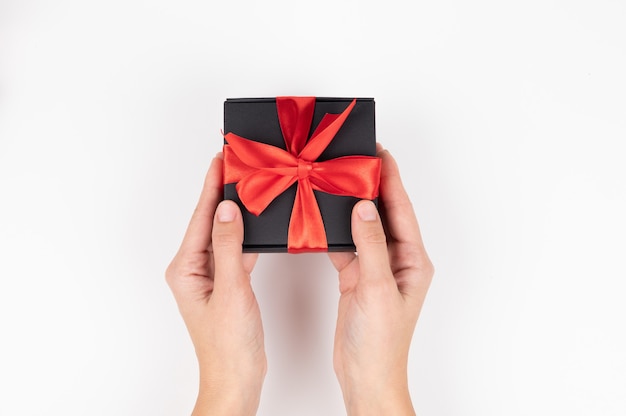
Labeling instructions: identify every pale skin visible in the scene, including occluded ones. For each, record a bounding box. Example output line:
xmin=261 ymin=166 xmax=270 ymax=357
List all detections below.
xmin=165 ymin=143 xmax=434 ymax=416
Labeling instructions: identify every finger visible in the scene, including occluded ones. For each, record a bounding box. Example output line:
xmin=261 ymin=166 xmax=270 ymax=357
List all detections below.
xmin=377 ymin=146 xmax=434 ymax=288
xmin=328 ymin=252 xmax=359 ymax=294
xmin=351 ymin=200 xmax=393 ymax=283
xmin=377 ymin=148 xmax=427 ymax=253
xmin=211 ymin=200 xmax=248 ymax=290
xmin=179 ymin=154 xmax=224 ymax=254
xmin=327 ymin=251 xmax=356 ymax=272
xmin=242 ymin=252 xmax=259 ymax=274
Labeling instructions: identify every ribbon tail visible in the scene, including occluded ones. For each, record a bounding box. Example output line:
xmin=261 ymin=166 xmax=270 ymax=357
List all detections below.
xmin=288 ymin=179 xmax=327 ymax=253
xmin=299 ymin=99 xmax=357 ymax=161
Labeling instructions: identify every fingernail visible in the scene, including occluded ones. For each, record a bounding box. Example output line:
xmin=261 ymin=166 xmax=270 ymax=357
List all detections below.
xmin=215 ymin=151 xmax=223 ymax=160
xmin=216 ymin=201 xmax=236 ymax=222
xmin=357 ymin=201 xmax=378 ymax=221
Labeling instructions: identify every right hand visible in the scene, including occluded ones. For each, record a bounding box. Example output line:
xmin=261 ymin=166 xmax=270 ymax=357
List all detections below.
xmin=328 ymin=144 xmax=434 ymax=416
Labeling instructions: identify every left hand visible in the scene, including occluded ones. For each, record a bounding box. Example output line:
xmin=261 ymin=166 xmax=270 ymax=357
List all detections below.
xmin=166 ymin=154 xmax=265 ymax=416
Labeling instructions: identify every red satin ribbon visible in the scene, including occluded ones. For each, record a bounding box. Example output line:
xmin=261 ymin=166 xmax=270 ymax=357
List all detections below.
xmin=223 ymin=97 xmax=381 ymax=253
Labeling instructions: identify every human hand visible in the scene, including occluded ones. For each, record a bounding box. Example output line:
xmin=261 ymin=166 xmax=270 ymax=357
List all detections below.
xmin=328 ymin=144 xmax=434 ymax=416
xmin=166 ymin=154 xmax=265 ymax=416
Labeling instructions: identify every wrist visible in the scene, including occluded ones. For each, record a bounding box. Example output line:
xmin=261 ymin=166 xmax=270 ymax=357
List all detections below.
xmin=193 ymin=370 xmax=265 ymax=416
xmin=193 ymin=388 xmax=261 ymax=416
xmin=339 ymin=376 xmax=415 ymax=416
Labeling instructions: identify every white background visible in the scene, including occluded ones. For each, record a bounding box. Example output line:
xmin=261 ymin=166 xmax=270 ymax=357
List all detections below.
xmin=1 ymin=0 xmax=625 ymax=415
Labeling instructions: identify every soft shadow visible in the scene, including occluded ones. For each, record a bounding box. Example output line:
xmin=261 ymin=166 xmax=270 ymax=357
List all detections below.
xmin=252 ymin=253 xmax=344 ymax=415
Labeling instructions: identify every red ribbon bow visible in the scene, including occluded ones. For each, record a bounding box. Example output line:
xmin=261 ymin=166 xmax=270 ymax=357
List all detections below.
xmin=223 ymin=97 xmax=381 ymax=253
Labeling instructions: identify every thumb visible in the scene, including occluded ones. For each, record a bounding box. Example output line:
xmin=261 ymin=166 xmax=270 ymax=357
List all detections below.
xmin=211 ymin=200 xmax=247 ymax=289
xmin=352 ymin=200 xmax=392 ymax=282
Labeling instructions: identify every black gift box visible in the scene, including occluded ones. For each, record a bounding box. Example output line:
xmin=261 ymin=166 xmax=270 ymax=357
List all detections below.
xmin=223 ymin=97 xmax=377 ymax=253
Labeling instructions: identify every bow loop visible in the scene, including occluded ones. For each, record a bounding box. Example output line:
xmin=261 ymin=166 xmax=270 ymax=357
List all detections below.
xmin=225 ymin=133 xmax=297 ymax=168
xmin=309 ymin=156 xmax=381 ymax=198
